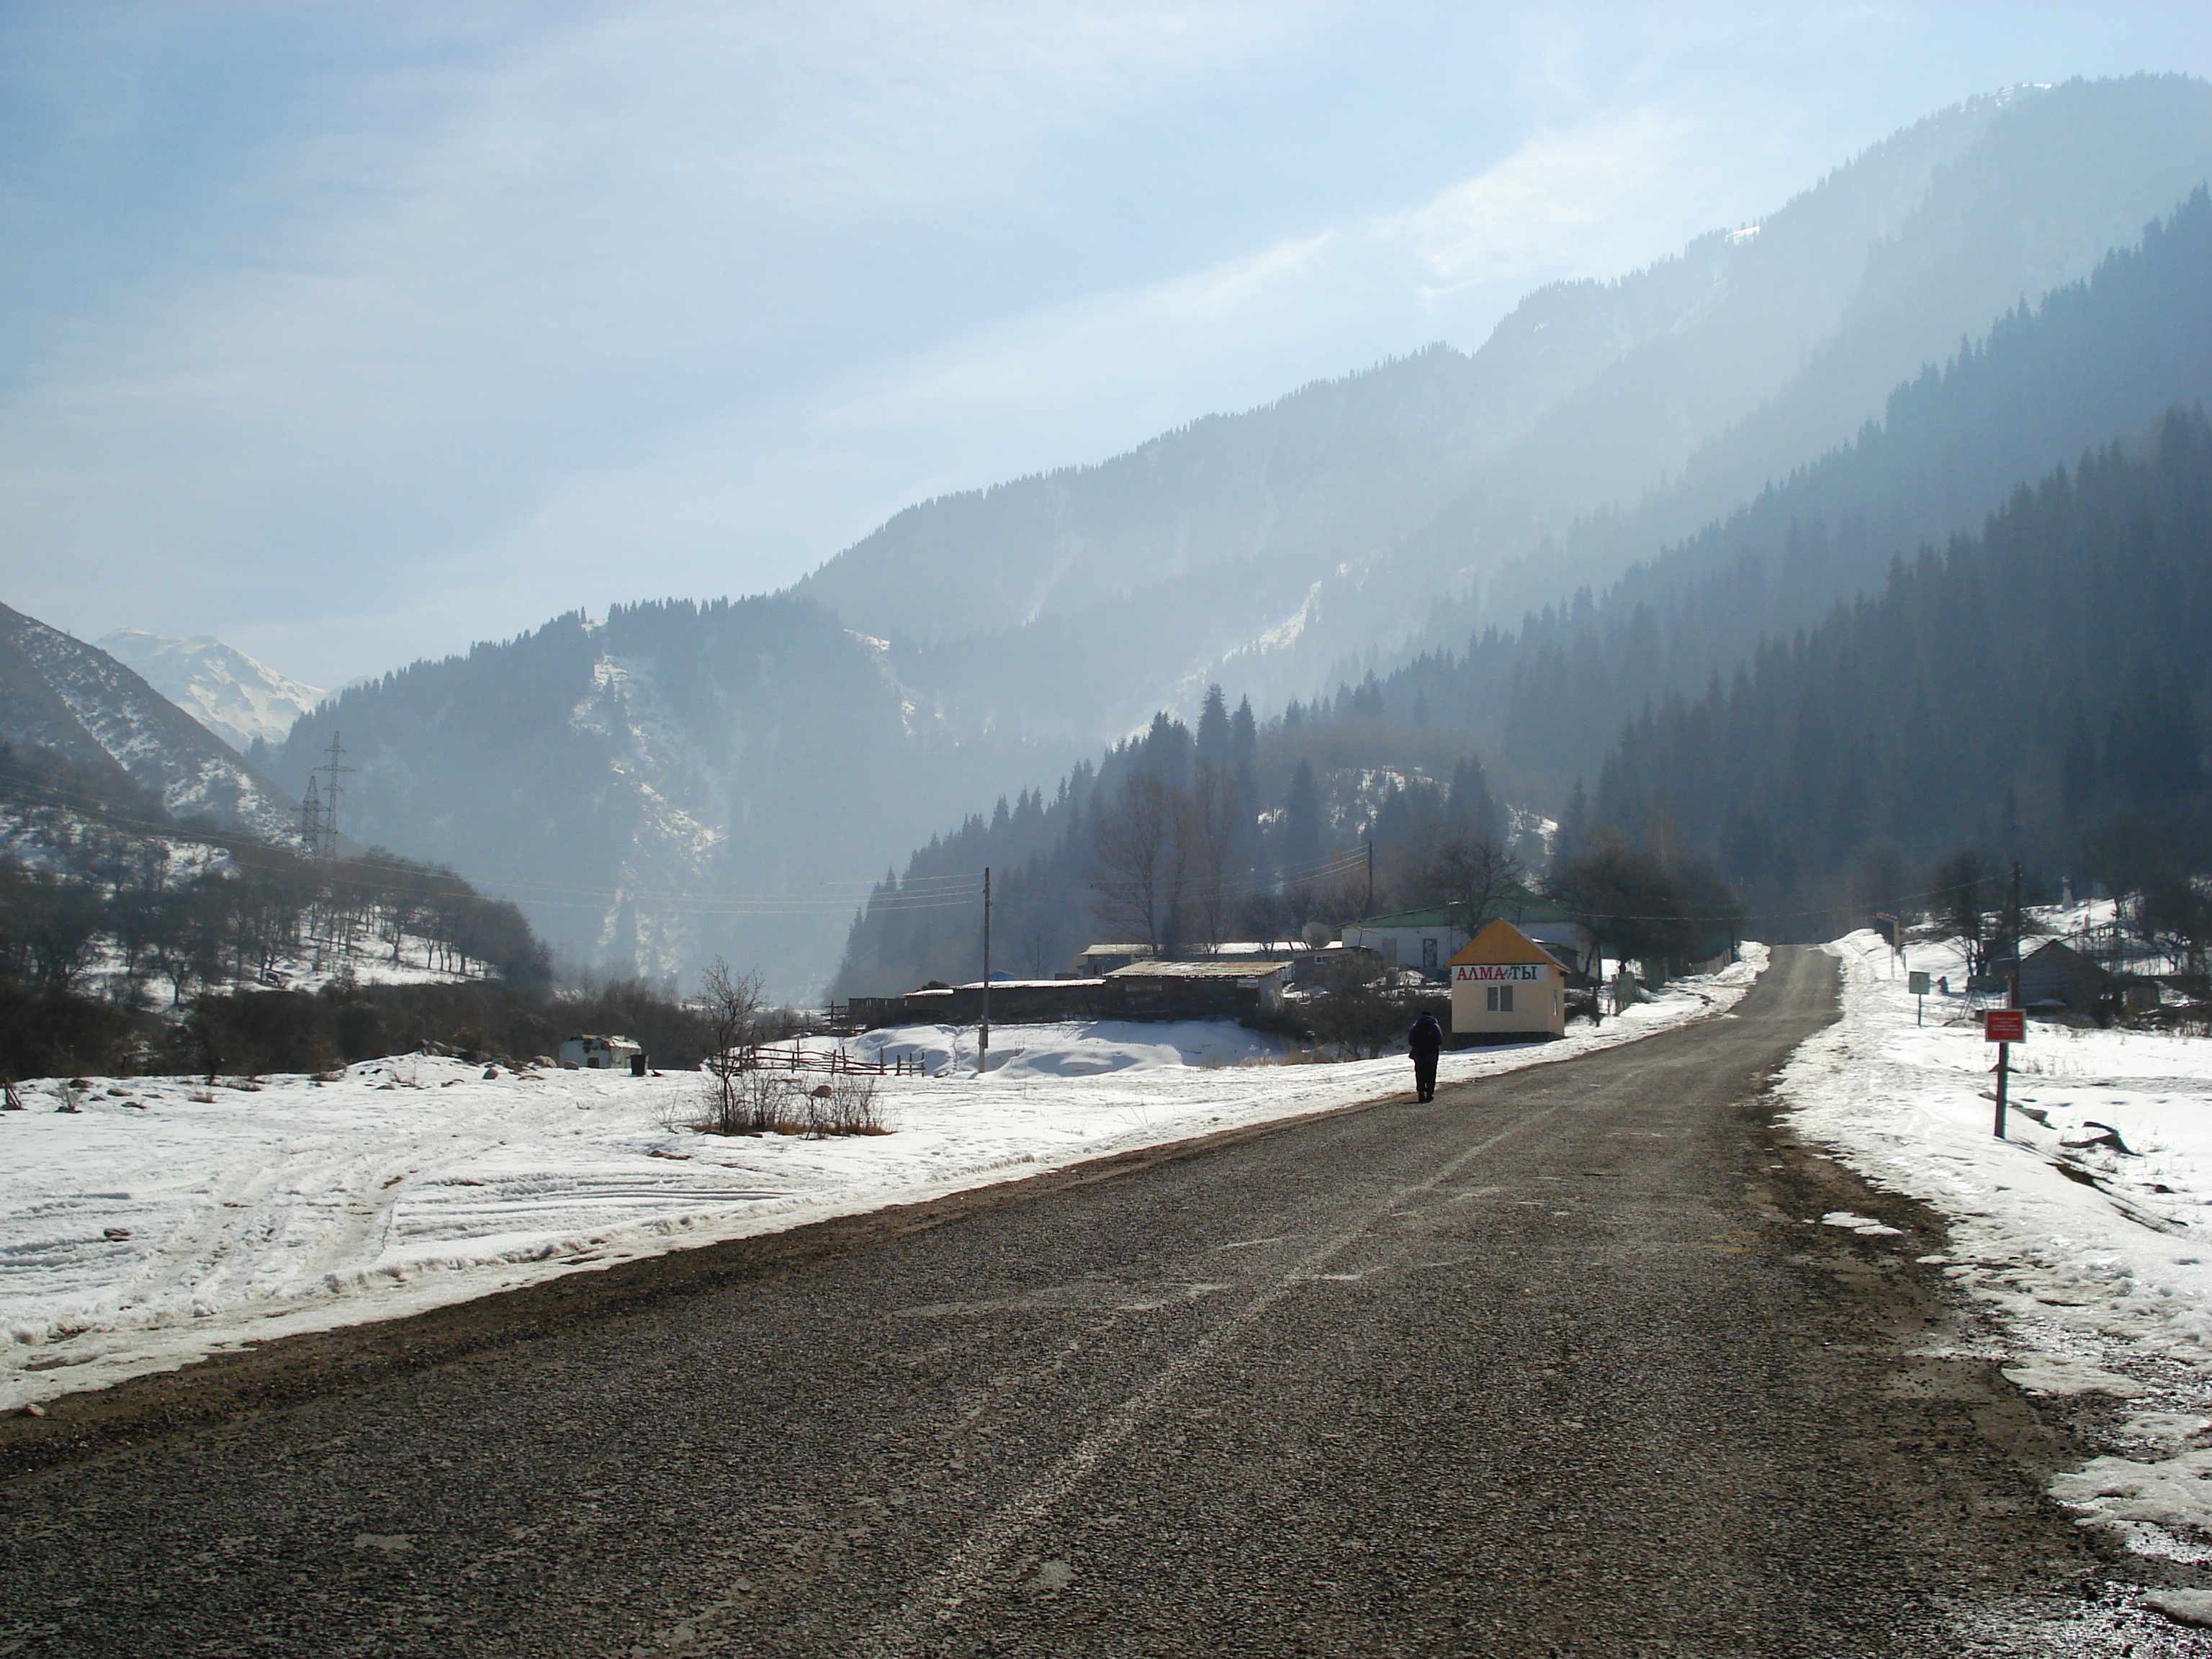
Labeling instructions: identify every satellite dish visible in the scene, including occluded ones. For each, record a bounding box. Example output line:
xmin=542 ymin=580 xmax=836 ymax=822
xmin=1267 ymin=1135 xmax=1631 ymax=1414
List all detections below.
xmin=1301 ymin=921 xmax=1331 ymax=948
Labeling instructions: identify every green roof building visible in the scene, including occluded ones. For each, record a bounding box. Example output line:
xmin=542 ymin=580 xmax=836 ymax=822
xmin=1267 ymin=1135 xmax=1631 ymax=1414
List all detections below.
xmin=1341 ymin=887 xmax=1591 ymax=981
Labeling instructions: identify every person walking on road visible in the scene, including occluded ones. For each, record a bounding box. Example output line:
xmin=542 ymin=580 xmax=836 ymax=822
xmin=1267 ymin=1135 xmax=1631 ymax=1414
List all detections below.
xmin=1407 ymin=1010 xmax=1444 ymax=1102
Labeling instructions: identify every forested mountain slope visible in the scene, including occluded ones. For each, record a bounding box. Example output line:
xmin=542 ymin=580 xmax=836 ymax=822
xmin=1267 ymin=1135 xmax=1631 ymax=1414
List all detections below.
xmin=1590 ymin=412 xmax=2212 ymax=930
xmin=1389 ymin=185 xmax=2212 ymax=801
xmin=263 ymin=597 xmax=1072 ymax=994
xmin=834 ymin=186 xmax=2212 ymax=989
xmin=1462 ymin=73 xmax=2212 ymax=632
xmin=804 ymin=77 xmax=2212 ymax=744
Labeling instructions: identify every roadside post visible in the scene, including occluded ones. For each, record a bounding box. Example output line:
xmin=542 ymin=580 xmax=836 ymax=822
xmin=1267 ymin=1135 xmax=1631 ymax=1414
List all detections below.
xmin=979 ymin=866 xmax=992 ymax=1079
xmin=1908 ymin=970 xmax=1930 ymax=1025
xmin=1985 ymin=1007 xmax=2026 ymax=1137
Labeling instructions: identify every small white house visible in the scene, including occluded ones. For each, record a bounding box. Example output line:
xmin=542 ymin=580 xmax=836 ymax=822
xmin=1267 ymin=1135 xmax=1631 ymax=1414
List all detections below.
xmin=1074 ymin=943 xmax=1156 ymax=976
xmin=559 ymin=1033 xmax=642 ymax=1071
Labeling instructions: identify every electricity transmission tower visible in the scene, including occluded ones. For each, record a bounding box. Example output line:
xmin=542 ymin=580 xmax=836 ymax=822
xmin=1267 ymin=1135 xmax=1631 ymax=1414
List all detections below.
xmin=314 ymin=733 xmax=354 ymax=863
xmin=298 ymin=776 xmax=323 ymax=853
xmin=302 ymin=734 xmax=356 ymax=969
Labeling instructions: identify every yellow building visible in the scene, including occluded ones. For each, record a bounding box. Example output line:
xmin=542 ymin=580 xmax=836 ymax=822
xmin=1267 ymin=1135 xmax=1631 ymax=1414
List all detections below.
xmin=1447 ymin=918 xmax=1568 ymax=1039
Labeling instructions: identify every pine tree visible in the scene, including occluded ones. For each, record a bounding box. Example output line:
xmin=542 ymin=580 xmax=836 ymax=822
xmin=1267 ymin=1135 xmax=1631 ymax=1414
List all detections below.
xmin=1446 ymin=756 xmax=1503 ymax=845
xmin=1557 ymin=780 xmax=1588 ymax=865
xmin=1195 ymin=685 xmax=1231 ymax=768
xmin=1282 ymin=760 xmax=1323 ymax=878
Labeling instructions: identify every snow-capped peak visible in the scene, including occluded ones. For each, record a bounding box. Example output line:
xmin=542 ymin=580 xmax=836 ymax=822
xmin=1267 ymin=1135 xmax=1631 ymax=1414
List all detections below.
xmin=96 ymin=629 xmax=325 ymax=753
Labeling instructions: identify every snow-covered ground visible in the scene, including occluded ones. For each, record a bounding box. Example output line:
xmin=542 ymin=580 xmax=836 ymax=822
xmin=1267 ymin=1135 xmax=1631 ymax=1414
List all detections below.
xmin=0 ymin=804 xmax=493 ymax=997
xmin=1 ymin=953 xmax=1765 ymax=1412
xmin=1786 ymin=930 xmax=2212 ymax=1567
xmin=250 ymin=927 xmax=497 ymax=994
xmin=41 ymin=925 xmax=493 ymax=1017
xmin=0 ymin=811 xmax=229 ymax=888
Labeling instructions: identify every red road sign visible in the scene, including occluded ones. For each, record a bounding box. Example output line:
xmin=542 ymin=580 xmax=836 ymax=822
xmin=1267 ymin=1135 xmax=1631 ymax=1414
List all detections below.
xmin=1984 ymin=1009 xmax=2026 ymax=1042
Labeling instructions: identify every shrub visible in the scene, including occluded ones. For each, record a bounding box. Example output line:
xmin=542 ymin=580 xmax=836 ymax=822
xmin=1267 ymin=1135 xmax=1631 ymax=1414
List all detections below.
xmin=688 ymin=1065 xmax=804 ymax=1136
xmin=1300 ymin=979 xmax=1414 ymax=1059
xmin=809 ymin=1070 xmax=887 ymax=1136
xmin=0 ymin=978 xmax=142 ymax=1079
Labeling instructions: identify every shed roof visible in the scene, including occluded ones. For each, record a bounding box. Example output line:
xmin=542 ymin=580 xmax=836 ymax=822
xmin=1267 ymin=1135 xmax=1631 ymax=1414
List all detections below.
xmin=1348 ymin=905 xmax=1459 ymax=930
xmin=905 ymin=979 xmax=1107 ymax=995
xmin=2023 ymin=938 xmax=2106 ymax=970
xmin=1104 ymin=959 xmax=1289 ymax=981
xmin=1446 ymin=918 xmax=1555 ymax=968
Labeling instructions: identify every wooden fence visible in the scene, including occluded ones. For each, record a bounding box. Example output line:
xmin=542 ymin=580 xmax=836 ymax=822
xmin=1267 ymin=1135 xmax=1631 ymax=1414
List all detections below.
xmin=739 ymin=1043 xmax=928 ymax=1076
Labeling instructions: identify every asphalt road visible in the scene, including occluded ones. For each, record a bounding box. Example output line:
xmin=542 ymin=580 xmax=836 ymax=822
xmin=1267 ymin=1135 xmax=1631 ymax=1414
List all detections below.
xmin=0 ymin=948 xmax=2155 ymax=1656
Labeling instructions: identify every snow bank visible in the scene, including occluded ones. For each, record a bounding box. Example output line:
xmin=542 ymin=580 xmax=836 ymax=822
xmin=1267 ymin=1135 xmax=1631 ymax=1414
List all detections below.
xmin=1 ymin=953 xmax=1764 ymax=1411
xmin=1784 ymin=930 xmax=2212 ymax=1563
xmin=851 ymin=1017 xmax=1292 ymax=1078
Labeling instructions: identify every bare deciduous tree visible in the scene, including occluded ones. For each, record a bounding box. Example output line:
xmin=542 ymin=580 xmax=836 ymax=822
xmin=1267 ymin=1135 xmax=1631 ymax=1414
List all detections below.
xmin=1235 ymin=889 xmax=1288 ymax=949
xmin=1929 ymin=850 xmax=1991 ymax=978
xmin=694 ymin=957 xmax=772 ymax=1133
xmin=1092 ymin=773 xmax=1182 ymax=949
xmin=1428 ymin=836 xmax=1523 ymax=935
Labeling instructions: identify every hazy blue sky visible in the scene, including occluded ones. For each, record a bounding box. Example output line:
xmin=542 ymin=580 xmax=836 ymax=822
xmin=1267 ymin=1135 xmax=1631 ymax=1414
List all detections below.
xmin=8 ymin=2 xmax=2212 ymax=687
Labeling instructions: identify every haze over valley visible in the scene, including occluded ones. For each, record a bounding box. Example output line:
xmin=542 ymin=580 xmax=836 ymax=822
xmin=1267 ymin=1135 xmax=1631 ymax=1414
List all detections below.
xmin=20 ymin=13 xmax=2212 ymax=1653
xmin=30 ymin=71 xmax=2200 ymax=997
xmin=4 ymin=66 xmax=2212 ymax=997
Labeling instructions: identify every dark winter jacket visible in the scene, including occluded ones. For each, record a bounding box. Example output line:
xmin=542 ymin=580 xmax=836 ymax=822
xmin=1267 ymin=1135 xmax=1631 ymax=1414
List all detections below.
xmin=1407 ymin=1013 xmax=1444 ymax=1056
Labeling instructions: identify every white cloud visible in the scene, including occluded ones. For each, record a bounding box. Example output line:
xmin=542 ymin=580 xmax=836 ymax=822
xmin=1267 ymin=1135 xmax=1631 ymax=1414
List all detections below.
xmin=413 ymin=94 xmax=1779 ymax=606
xmin=4 ymin=4 xmax=1323 ymax=670
xmin=1394 ymin=105 xmax=1709 ymax=297
xmin=0 ymin=43 xmax=1812 ymax=686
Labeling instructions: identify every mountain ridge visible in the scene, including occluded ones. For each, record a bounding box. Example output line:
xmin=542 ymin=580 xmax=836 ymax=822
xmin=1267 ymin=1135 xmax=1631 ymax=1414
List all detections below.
xmin=96 ymin=628 xmax=325 ymax=755
xmin=827 ymin=182 xmax=2212 ymax=989
xmin=0 ymin=605 xmax=300 ymax=844
xmin=799 ymin=78 xmax=2212 ymax=747
xmin=253 ymin=76 xmax=2212 ymax=996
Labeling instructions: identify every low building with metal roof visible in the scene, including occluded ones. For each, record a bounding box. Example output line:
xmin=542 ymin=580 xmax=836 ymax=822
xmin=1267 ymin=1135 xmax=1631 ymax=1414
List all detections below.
xmin=1074 ymin=943 xmax=1156 ymax=976
xmin=1102 ymin=957 xmax=1291 ymax=1019
xmin=1341 ymin=889 xmax=1591 ymax=981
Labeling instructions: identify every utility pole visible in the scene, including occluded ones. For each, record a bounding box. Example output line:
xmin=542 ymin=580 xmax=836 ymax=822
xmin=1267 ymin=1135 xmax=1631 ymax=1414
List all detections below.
xmin=297 ymin=775 xmax=328 ymax=967
xmin=2008 ymin=858 xmax=2023 ymax=1012
xmin=1365 ymin=840 xmax=1373 ymax=916
xmin=978 ymin=866 xmax=991 ymax=1079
